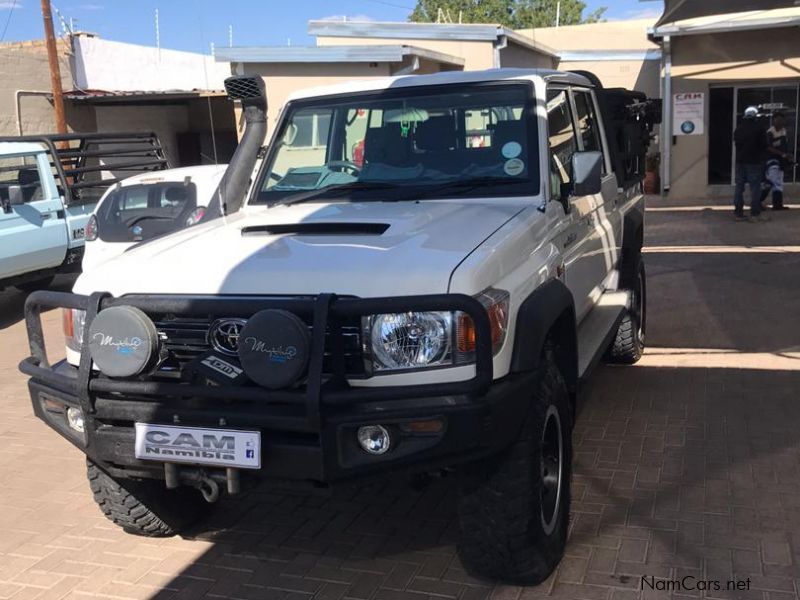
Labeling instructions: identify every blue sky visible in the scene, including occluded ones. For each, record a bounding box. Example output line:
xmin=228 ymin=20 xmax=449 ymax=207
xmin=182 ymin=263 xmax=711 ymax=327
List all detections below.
xmin=0 ymin=1 xmax=663 ymax=53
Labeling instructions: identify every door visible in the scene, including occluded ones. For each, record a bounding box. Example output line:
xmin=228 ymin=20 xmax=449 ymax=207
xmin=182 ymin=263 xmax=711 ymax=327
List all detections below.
xmin=0 ymin=151 xmax=68 ymax=279
xmin=572 ymin=88 xmax=622 ymax=274
xmin=546 ymin=87 xmax=596 ymax=320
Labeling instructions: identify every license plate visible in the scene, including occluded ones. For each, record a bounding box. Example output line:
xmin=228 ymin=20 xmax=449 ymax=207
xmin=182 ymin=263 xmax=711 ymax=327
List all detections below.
xmin=134 ymin=423 xmax=261 ymax=469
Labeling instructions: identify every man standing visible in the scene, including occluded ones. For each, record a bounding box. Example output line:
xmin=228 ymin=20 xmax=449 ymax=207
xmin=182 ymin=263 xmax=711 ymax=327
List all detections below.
xmin=762 ymin=111 xmax=793 ymax=210
xmin=733 ymin=106 xmax=768 ymax=221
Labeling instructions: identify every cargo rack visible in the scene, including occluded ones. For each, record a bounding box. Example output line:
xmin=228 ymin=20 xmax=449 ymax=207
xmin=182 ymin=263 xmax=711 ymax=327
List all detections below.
xmin=0 ymin=132 xmax=170 ymax=206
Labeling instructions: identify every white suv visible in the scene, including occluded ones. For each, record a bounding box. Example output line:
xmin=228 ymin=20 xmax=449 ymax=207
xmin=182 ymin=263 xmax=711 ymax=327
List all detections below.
xmin=20 ymin=69 xmax=658 ymax=584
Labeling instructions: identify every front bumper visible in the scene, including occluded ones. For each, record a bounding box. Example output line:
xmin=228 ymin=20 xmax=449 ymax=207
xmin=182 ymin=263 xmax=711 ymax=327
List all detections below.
xmin=20 ymin=290 xmax=531 ymax=486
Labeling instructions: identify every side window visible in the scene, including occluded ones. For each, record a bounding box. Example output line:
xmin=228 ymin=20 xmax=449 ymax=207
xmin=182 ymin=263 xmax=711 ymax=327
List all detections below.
xmin=0 ymin=154 xmax=44 ymax=203
xmin=573 ymin=90 xmax=606 ymax=173
xmin=121 ymin=188 xmax=149 ymax=210
xmin=546 ymin=88 xmax=578 ymax=200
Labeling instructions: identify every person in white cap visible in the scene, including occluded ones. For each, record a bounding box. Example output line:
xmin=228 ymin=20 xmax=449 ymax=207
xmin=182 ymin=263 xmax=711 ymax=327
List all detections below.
xmin=733 ymin=106 xmax=768 ymax=221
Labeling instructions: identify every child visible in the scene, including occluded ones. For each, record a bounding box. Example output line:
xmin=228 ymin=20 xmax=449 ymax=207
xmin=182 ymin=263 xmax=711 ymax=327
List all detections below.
xmin=761 ymin=112 xmax=793 ymax=210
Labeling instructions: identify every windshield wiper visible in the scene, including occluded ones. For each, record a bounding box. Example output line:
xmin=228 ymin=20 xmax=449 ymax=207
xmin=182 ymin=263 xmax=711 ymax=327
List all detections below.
xmin=272 ymin=181 xmax=396 ymax=208
xmin=403 ymin=176 xmax=521 ymax=201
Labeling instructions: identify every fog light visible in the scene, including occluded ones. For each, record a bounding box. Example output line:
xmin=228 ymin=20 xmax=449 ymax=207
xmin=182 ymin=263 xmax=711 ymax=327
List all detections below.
xmin=357 ymin=425 xmax=391 ymax=455
xmin=66 ymin=407 xmax=85 ymax=433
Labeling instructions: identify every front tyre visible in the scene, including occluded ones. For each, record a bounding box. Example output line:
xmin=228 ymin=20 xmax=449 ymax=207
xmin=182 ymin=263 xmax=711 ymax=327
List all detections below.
xmin=607 ymin=257 xmax=646 ymax=364
xmin=456 ymin=346 xmax=572 ymax=584
xmin=87 ymin=460 xmax=209 ymax=537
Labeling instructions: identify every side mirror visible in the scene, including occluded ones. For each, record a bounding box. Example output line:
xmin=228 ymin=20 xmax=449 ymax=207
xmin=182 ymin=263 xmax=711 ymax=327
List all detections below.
xmin=572 ymin=151 xmax=603 ymax=196
xmin=8 ymin=185 xmax=24 ymax=206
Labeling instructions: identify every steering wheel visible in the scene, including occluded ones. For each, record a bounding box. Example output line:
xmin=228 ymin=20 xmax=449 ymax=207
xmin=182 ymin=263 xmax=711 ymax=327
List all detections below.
xmin=326 ymin=160 xmax=361 ymax=176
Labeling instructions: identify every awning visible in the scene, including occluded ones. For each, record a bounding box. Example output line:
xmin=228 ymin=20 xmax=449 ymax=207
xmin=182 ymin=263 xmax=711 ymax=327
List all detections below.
xmin=655 ymin=0 xmax=800 ymax=27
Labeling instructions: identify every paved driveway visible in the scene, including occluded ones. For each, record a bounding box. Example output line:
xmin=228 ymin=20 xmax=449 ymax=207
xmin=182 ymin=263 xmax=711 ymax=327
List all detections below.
xmin=1 ymin=203 xmax=799 ymax=600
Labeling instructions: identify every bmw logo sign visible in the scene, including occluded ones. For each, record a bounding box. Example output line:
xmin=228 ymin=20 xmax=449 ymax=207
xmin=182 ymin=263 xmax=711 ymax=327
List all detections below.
xmin=680 ymin=121 xmax=695 ymax=134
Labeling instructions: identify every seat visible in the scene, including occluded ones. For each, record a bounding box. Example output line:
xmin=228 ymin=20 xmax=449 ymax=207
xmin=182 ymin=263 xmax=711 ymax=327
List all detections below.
xmin=415 ymin=116 xmax=457 ymax=152
xmin=17 ymin=168 xmax=43 ymax=202
xmin=363 ymin=123 xmax=413 ymax=167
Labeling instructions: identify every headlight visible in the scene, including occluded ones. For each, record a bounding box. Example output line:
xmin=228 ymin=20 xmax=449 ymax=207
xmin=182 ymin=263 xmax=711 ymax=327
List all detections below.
xmin=367 ymin=311 xmax=452 ymax=372
xmin=363 ymin=288 xmax=510 ymax=374
xmin=63 ymin=308 xmax=86 ymax=353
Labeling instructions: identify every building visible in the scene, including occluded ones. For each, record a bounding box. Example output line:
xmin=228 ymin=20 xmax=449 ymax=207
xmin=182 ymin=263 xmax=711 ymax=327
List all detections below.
xmin=215 ymin=44 xmax=466 ymax=129
xmin=1 ymin=33 xmax=237 ymax=166
xmin=216 ymin=21 xmax=559 ymax=136
xmin=652 ymin=5 xmax=800 ymax=200
xmin=516 ymin=19 xmax=661 ymax=99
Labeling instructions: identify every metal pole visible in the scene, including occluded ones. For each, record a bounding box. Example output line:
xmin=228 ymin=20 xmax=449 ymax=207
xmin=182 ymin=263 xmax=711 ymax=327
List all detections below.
xmin=661 ymin=35 xmax=672 ymax=194
xmin=40 ymin=0 xmax=67 ymax=134
xmin=555 ymin=1 xmax=561 ymax=27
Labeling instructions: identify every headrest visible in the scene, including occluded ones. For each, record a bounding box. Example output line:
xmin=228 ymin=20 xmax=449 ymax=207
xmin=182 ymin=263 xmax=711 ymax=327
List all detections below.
xmin=164 ymin=186 xmax=188 ymax=202
xmin=17 ymin=167 xmax=39 ymax=186
xmin=415 ymin=116 xmax=457 ymax=152
xmin=364 ymin=123 xmax=412 ymax=166
xmin=491 ymin=120 xmax=522 ymax=150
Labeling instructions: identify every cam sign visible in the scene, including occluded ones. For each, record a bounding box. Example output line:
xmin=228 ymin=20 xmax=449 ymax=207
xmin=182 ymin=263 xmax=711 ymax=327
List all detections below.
xmin=673 ymin=92 xmax=704 ymax=136
xmin=672 ymin=92 xmax=705 ymax=135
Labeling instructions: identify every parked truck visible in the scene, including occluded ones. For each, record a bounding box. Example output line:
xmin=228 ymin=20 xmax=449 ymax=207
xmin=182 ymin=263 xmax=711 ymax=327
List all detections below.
xmin=20 ymin=70 xmax=660 ymax=583
xmin=0 ymin=132 xmax=169 ymax=290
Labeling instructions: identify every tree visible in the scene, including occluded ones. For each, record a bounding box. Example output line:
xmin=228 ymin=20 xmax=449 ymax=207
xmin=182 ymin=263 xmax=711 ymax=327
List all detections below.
xmin=409 ymin=0 xmax=607 ymax=29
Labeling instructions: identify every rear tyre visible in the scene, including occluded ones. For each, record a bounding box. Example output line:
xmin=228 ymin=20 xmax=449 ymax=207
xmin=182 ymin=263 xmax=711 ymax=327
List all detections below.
xmin=607 ymin=257 xmax=646 ymax=364
xmin=15 ymin=276 xmax=55 ymax=292
xmin=456 ymin=346 xmax=572 ymax=584
xmin=87 ymin=459 xmax=209 ymax=537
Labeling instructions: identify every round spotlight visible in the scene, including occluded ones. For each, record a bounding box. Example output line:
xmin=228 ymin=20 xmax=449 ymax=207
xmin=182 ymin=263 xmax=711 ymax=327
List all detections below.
xmin=66 ymin=407 xmax=85 ymax=433
xmin=357 ymin=425 xmax=391 ymax=455
xmin=87 ymin=306 xmax=160 ymax=378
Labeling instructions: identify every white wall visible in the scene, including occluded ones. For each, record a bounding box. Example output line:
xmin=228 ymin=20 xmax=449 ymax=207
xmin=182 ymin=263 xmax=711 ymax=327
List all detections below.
xmin=72 ymin=36 xmax=230 ymax=92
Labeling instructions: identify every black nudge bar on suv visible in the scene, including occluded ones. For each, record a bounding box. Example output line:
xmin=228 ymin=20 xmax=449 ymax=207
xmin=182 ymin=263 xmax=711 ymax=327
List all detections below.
xmin=20 ymin=291 xmax=535 ymax=488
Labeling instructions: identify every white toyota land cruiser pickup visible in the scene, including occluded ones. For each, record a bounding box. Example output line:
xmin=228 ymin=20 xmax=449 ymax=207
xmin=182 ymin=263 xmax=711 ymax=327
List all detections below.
xmin=20 ymin=69 xmax=660 ymax=584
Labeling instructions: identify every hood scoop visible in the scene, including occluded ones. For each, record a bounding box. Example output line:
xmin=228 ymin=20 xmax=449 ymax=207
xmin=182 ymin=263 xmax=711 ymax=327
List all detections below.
xmin=241 ymin=223 xmax=390 ymax=237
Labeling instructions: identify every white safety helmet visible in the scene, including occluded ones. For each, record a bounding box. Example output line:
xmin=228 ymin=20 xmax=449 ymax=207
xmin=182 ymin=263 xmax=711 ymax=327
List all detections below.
xmin=744 ymin=106 xmax=759 ymax=119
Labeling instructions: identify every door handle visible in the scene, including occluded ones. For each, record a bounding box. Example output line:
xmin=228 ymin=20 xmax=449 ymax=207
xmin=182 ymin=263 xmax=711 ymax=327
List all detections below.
xmin=40 ymin=213 xmax=52 ymax=220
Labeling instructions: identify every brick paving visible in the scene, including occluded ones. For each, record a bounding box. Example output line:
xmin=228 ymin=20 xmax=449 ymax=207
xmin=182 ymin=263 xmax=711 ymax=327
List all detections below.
xmin=1 ymin=202 xmax=800 ymax=599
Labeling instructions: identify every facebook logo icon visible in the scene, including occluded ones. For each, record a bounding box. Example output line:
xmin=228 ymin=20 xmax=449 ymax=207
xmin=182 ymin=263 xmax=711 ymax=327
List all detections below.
xmin=246 ymin=449 xmax=254 ymax=459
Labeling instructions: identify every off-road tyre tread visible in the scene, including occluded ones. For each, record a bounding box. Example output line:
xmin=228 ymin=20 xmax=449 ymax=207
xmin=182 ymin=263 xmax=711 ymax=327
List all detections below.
xmin=608 ymin=258 xmax=645 ymax=364
xmin=87 ymin=460 xmax=207 ymax=537
xmin=456 ymin=346 xmax=572 ymax=584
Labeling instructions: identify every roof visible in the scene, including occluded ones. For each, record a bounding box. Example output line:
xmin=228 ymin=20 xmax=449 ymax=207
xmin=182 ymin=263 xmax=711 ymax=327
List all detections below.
xmin=285 ymin=68 xmax=589 ymax=103
xmin=652 ymin=6 xmax=800 ymax=37
xmin=64 ymin=90 xmax=226 ymax=103
xmin=558 ymin=49 xmax=662 ymax=62
xmin=307 ymin=20 xmax=559 ymax=59
xmin=0 ymin=141 xmax=48 ymax=154
xmin=655 ymin=0 xmax=799 ymax=28
xmin=115 ymin=164 xmax=228 ymax=187
xmin=214 ymin=44 xmax=465 ymax=67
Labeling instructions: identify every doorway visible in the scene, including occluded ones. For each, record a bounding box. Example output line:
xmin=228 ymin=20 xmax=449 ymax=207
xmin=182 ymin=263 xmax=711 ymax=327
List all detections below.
xmin=707 ymin=83 xmax=799 ymax=184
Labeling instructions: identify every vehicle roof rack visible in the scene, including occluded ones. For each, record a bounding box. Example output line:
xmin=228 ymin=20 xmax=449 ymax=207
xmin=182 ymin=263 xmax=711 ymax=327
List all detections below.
xmin=0 ymin=132 xmax=171 ymax=206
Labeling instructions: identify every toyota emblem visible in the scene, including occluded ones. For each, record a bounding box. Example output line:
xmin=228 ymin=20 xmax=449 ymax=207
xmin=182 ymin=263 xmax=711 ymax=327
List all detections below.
xmin=208 ymin=318 xmax=248 ymax=356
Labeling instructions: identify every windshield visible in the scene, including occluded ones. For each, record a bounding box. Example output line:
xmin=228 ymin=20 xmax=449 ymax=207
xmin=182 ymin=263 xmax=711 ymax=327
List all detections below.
xmin=254 ymin=82 xmax=538 ymax=204
xmin=95 ymin=182 xmax=199 ymax=243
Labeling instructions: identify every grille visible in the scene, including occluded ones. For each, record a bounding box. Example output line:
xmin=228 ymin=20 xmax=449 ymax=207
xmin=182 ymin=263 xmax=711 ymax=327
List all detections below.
xmin=152 ymin=315 xmax=366 ymax=379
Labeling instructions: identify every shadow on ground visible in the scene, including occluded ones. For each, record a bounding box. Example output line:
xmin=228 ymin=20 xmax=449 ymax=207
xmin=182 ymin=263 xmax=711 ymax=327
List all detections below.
xmin=0 ymin=275 xmax=77 ymax=330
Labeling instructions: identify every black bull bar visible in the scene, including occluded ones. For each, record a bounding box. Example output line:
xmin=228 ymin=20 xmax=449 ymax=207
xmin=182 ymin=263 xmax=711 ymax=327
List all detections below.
xmin=19 ymin=290 xmax=494 ymax=437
